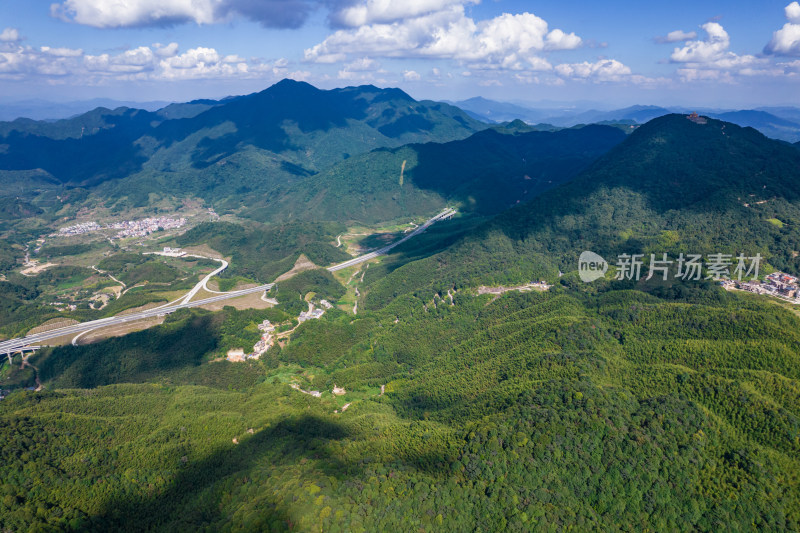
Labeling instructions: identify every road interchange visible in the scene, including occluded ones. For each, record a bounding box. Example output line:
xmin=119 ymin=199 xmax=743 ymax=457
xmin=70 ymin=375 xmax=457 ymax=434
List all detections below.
xmin=0 ymin=208 xmax=455 ymax=356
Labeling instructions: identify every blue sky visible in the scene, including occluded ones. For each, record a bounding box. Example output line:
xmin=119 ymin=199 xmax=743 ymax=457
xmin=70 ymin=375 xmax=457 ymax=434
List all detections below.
xmin=1 ymin=0 xmax=799 ymax=107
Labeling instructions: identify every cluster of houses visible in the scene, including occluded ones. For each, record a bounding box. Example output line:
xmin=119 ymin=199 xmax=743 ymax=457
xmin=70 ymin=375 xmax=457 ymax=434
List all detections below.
xmin=109 ymin=217 xmax=187 ymax=238
xmin=226 ymin=301 xmax=331 ymax=363
xmin=290 ymin=383 xmax=347 ymax=400
xmin=56 ymin=216 xmax=187 ymax=239
xmin=298 ymin=304 xmax=325 ymax=323
xmin=722 ymin=271 xmax=800 ymax=300
xmin=58 ymin=221 xmax=102 ymax=236
xmin=764 ymin=272 xmax=800 ymax=298
xmin=226 ymin=319 xmax=276 ymax=362
xmin=49 ymin=301 xmax=77 ymax=312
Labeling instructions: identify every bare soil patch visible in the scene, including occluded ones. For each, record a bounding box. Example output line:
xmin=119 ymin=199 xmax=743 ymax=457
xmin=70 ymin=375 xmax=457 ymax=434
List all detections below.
xmin=477 ymin=282 xmax=551 ymax=295
xmin=21 ymin=262 xmax=57 ymax=276
xmin=206 ymin=279 xmax=258 ymax=292
xmin=118 ymin=301 xmax=169 ymax=315
xmin=27 ymin=318 xmax=80 ymax=336
xmin=197 ymin=291 xmax=274 ymax=311
xmin=76 ymin=317 xmax=165 ymax=345
xmin=275 ymin=254 xmax=318 ymax=282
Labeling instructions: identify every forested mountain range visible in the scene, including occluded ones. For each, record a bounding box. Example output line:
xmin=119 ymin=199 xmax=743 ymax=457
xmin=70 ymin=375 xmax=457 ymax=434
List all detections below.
xmin=0 ymin=82 xmax=632 ymax=226
xmin=364 ymin=114 xmax=800 ymax=305
xmin=254 ymin=124 xmax=626 ymax=224
xmin=0 ymin=80 xmax=487 ymax=208
xmin=454 ymin=97 xmax=800 ymax=142
xmin=2 ymin=112 xmax=800 ymax=530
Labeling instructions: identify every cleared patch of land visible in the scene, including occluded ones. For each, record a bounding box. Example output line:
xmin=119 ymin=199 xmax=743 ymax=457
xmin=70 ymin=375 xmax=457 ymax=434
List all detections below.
xmin=197 ymin=291 xmax=275 ymax=311
xmin=75 ymin=317 xmax=165 ymax=345
xmin=27 ymin=318 xmax=80 ymax=336
xmin=206 ymin=279 xmax=258 ymax=292
xmin=21 ymin=262 xmax=57 ymax=276
xmin=476 ymin=282 xmax=551 ymax=295
xmin=180 ymin=245 xmax=226 ymax=260
xmin=331 ymin=263 xmax=369 ymax=313
xmin=39 ymin=332 xmax=86 ymax=347
xmin=118 ymin=301 xmax=170 ymax=315
xmin=275 ymin=254 xmax=318 ymax=282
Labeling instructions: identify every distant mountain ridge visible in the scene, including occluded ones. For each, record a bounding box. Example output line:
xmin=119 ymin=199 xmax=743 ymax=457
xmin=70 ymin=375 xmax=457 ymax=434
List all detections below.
xmin=448 ymin=96 xmax=550 ymax=124
xmin=449 ymin=97 xmax=800 ymax=142
xmin=0 ymin=98 xmax=171 ymax=122
xmin=0 ymin=80 xmax=488 ymax=207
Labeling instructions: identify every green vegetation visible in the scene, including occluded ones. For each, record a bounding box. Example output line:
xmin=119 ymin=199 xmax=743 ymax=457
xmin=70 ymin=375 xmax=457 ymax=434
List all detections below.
xmin=0 ymin=253 xmax=212 ymax=338
xmin=365 ymin=114 xmax=800 ymax=307
xmin=24 ymin=308 xmax=285 ymax=389
xmin=0 ymin=240 xmax=22 ymax=273
xmin=256 ymin=124 xmax=625 ymax=225
xmin=97 ymin=252 xmax=182 ymax=286
xmin=177 ymin=221 xmax=350 ymax=282
xmin=0 ymin=266 xmax=95 ymax=334
xmin=273 ymin=269 xmax=346 ymax=316
xmin=0 ymin=81 xmax=487 ymax=217
xmin=2 ymin=283 xmax=799 ymax=531
xmin=768 ymin=217 xmax=785 ymax=228
xmin=39 ymin=243 xmax=96 ymax=257
xmin=3 ymin=111 xmax=800 ymax=531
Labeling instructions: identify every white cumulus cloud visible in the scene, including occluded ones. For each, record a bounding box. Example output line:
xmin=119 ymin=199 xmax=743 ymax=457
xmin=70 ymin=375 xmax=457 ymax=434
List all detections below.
xmin=670 ymin=21 xmax=764 ymax=78
xmin=51 ymin=0 xmax=221 ymax=28
xmin=655 ymin=30 xmax=697 ymax=44
xmin=554 ymin=59 xmax=631 ymax=82
xmin=40 ymin=46 xmax=84 ymax=57
xmin=787 ymin=1 xmax=800 ymax=23
xmin=332 ymin=0 xmax=476 ymax=27
xmin=671 ymin=22 xmax=731 ymax=63
xmin=0 ymin=28 xmax=21 ymax=42
xmin=346 ymin=57 xmax=379 ymax=71
xmin=0 ymin=39 xmax=291 ymax=84
xmin=153 ymin=42 xmax=180 ymax=57
xmin=50 ymin=0 xmax=323 ymax=29
xmin=765 ymin=2 xmax=800 ymax=56
xmin=305 ymin=4 xmax=582 ymax=73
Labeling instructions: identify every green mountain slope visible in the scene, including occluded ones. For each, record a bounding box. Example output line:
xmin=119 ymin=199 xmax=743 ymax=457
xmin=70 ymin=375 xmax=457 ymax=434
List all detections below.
xmin=365 ymin=114 xmax=800 ymax=306
xmin=3 ymin=113 xmax=800 ymax=531
xmin=257 ymin=124 xmax=625 ymax=224
xmin=3 ymin=285 xmax=799 ymax=530
xmin=175 ymin=220 xmax=350 ymax=282
xmin=0 ymin=80 xmax=488 ymax=206
xmin=710 ymin=110 xmax=800 ymax=143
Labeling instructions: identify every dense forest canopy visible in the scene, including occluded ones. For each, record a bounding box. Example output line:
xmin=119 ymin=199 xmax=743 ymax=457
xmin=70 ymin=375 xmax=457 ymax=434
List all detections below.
xmin=2 ymin=111 xmax=800 ymax=531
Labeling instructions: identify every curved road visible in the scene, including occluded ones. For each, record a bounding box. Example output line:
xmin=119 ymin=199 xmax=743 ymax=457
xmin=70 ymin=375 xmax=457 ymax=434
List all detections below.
xmin=182 ymin=256 xmax=228 ymax=302
xmin=0 ymin=284 xmax=273 ymax=355
xmin=0 ymin=208 xmax=455 ymax=356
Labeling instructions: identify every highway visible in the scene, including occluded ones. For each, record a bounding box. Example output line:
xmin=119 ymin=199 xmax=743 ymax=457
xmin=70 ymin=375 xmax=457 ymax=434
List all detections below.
xmin=327 ymin=208 xmax=455 ymax=272
xmin=183 ymin=256 xmax=228 ymax=302
xmin=0 ymin=207 xmax=456 ymax=356
xmin=0 ymin=284 xmax=273 ymax=356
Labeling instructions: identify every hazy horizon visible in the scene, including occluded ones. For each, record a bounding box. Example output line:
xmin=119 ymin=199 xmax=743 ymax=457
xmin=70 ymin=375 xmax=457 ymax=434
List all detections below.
xmin=1 ymin=1 xmax=799 ymax=109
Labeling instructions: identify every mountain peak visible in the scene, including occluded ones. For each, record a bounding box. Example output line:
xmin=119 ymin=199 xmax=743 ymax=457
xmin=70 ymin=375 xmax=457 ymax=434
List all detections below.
xmin=258 ymin=78 xmax=319 ymax=98
xmin=570 ymin=113 xmax=800 ymax=212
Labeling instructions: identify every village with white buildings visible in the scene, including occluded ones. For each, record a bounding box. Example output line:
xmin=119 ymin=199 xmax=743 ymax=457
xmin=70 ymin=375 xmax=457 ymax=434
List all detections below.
xmin=722 ymin=270 xmax=800 ymax=302
xmin=226 ymin=319 xmax=276 ymax=363
xmin=57 ymin=216 xmax=187 ymax=239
